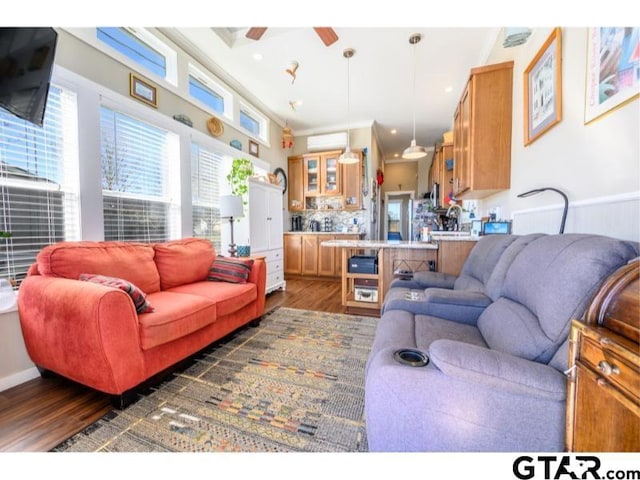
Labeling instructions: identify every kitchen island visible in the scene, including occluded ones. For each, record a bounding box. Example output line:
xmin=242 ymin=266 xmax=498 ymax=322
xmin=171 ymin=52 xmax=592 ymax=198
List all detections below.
xmin=321 ymin=237 xmax=477 ymax=316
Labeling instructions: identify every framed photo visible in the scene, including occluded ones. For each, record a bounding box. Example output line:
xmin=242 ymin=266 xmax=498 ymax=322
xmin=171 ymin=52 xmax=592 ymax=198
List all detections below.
xmin=584 ymin=27 xmax=640 ymax=125
xmin=524 ymin=27 xmax=562 ymax=146
xmin=129 ymin=73 xmax=158 ymax=108
xmin=248 ymin=140 xmax=259 ymax=157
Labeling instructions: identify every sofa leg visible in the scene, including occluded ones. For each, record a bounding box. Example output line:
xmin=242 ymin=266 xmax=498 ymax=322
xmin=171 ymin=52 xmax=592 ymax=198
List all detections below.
xmin=249 ymin=317 xmax=262 ymax=328
xmin=111 ymin=389 xmax=139 ymax=410
xmin=36 ymin=365 xmax=57 ymax=379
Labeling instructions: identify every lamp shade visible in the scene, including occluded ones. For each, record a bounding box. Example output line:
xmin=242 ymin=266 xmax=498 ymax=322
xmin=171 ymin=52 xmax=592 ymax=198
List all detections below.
xmin=219 ymin=195 xmax=244 ymax=218
xmin=339 ymin=146 xmax=359 ymax=164
xmin=402 ymin=139 xmax=427 ymax=159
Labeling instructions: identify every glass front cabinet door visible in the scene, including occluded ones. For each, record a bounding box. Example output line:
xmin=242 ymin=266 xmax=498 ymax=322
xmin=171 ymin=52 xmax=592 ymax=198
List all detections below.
xmin=322 ymin=152 xmax=340 ymax=194
xmin=304 ymin=155 xmax=320 ymax=196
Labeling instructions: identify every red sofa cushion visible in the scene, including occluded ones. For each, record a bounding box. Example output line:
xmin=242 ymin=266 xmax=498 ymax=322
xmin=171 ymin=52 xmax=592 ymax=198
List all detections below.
xmin=154 ymin=238 xmax=216 ymax=290
xmin=36 ymin=241 xmax=161 ymax=294
xmin=137 ymin=291 xmax=217 ymax=350
xmin=167 ymin=281 xmax=257 ymax=317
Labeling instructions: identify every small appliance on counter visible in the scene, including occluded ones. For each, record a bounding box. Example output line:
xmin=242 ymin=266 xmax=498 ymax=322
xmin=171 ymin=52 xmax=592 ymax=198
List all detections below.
xmin=348 ymin=255 xmax=378 ymax=274
xmin=323 ymin=217 xmax=333 ymax=232
xmin=291 ymin=215 xmax=302 ymax=231
xmin=310 ymin=220 xmax=321 ymax=232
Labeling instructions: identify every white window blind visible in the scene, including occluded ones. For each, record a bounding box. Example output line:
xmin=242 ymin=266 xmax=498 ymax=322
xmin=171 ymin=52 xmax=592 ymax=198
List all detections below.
xmin=100 ymin=106 xmax=178 ymax=242
xmin=191 ymin=142 xmax=221 ymax=251
xmin=0 ymin=85 xmax=79 ymax=286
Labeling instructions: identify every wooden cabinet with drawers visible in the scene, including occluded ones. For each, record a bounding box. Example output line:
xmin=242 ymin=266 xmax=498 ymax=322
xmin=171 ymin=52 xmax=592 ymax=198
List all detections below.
xmin=566 ymin=259 xmax=640 ymax=452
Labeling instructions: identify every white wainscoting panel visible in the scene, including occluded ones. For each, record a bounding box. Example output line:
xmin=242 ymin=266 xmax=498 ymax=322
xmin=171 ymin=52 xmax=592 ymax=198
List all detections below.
xmin=511 ymin=191 xmax=640 ymax=242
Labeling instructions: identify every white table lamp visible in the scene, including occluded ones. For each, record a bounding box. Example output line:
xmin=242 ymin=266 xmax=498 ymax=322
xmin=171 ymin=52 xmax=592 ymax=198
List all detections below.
xmin=220 ymin=194 xmax=244 ymax=256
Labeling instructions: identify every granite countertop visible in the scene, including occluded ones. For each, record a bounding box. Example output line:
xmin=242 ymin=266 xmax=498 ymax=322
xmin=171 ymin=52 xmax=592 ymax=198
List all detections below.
xmin=321 ymin=239 xmax=439 ymax=250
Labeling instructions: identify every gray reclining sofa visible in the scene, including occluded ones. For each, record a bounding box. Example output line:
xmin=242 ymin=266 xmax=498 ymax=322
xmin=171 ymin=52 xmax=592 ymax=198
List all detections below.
xmin=365 ymin=233 xmax=639 ymax=451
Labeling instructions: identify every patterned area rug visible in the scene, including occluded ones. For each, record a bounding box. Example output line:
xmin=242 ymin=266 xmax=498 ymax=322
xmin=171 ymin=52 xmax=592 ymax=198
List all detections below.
xmin=53 ymin=307 xmax=377 ymax=452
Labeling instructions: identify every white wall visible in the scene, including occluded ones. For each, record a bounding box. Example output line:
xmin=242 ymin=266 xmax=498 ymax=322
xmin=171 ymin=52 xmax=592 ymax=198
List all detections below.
xmin=477 ymin=28 xmax=640 ymax=241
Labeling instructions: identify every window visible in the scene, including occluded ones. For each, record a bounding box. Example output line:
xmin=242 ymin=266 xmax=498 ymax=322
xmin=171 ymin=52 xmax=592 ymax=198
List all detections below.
xmin=189 ymin=76 xmax=224 ymax=115
xmin=96 ymin=27 xmax=177 ymax=85
xmin=100 ymin=107 xmax=179 ymax=242
xmin=97 ymin=28 xmax=166 ymax=78
xmin=240 ymin=109 xmax=260 ymax=135
xmin=0 ymin=85 xmax=79 ymax=286
xmin=191 ymin=143 xmax=222 ymax=251
xmin=239 ymin=102 xmax=268 ymax=141
xmin=188 ymin=65 xmax=232 ymax=119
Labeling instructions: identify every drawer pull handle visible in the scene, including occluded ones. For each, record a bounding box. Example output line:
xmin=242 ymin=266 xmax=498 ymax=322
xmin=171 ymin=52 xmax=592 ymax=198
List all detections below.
xmin=597 ymin=360 xmax=620 ymax=376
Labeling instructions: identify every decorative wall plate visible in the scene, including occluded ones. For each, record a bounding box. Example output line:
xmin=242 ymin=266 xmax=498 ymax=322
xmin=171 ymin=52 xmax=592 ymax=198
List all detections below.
xmin=206 ymin=117 xmax=224 ymax=137
xmin=230 ymin=139 xmax=242 ymax=150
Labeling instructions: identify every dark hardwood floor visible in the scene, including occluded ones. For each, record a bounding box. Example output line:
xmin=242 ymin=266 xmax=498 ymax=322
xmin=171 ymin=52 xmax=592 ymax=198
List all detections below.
xmin=0 ymin=277 xmax=365 ymax=452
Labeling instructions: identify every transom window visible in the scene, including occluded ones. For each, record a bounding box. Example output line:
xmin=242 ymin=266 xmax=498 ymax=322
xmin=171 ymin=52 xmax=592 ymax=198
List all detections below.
xmin=187 ymin=65 xmax=232 ymax=119
xmin=239 ymin=102 xmax=268 ymax=142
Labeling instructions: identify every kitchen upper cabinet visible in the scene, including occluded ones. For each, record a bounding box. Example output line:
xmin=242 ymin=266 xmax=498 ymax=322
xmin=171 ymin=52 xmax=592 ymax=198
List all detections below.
xmin=288 ymin=149 xmax=362 ymax=210
xmin=341 ymin=151 xmax=362 ymax=210
xmin=287 ymin=155 xmax=304 ymax=211
xmin=430 ymin=143 xmax=453 ymax=208
xmin=452 ymin=61 xmax=513 ymax=199
xmin=303 ymin=151 xmax=342 ymax=196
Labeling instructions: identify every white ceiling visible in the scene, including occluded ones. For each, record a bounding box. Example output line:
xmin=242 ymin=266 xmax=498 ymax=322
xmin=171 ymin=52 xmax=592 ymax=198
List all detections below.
xmin=160 ymin=27 xmax=501 ymax=161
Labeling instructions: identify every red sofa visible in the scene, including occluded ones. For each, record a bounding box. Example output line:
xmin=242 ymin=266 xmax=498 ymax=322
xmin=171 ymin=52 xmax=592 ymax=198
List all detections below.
xmin=17 ymin=238 xmax=266 ymax=407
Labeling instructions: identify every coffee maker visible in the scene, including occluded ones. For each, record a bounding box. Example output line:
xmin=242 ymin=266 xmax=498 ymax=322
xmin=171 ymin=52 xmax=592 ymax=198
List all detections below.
xmin=291 ymin=215 xmax=302 ymax=231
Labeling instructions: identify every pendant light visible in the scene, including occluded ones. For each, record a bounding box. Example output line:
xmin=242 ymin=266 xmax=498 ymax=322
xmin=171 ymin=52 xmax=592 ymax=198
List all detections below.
xmin=339 ymin=48 xmax=359 ymax=164
xmin=402 ymin=33 xmax=427 ymax=160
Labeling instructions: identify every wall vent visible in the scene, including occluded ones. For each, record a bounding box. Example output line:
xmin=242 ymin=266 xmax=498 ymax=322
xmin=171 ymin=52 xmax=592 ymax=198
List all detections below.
xmin=307 ymin=132 xmax=347 ymax=152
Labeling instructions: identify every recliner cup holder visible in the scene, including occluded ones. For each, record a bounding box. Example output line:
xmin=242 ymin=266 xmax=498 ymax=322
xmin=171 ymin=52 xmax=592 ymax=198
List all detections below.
xmin=394 ymin=348 xmax=429 ymax=367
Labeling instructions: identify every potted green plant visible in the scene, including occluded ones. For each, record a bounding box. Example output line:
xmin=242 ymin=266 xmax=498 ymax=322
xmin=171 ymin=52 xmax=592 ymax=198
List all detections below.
xmin=226 ymin=158 xmax=254 ymax=203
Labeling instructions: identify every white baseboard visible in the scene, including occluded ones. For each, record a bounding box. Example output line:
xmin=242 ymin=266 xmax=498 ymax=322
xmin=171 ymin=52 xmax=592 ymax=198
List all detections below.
xmin=0 ymin=367 xmax=40 ymax=392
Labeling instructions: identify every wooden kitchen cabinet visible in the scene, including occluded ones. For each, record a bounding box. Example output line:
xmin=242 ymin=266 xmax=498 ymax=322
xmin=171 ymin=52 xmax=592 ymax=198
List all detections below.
xmin=284 ymin=234 xmax=360 ymax=278
xmin=318 ymin=235 xmax=336 ymax=277
xmin=301 ymin=235 xmax=319 ymax=275
xmin=566 ymin=259 xmax=640 ymax=452
xmin=303 ymin=151 xmax=341 ymax=196
xmin=430 ymin=142 xmax=453 ymax=208
xmin=287 ymin=155 xmax=304 ymax=211
xmin=436 ymin=240 xmax=476 ymax=276
xmin=452 ymin=61 xmax=513 ymax=199
xmin=284 ymin=234 xmax=302 ymax=274
xmin=341 ymin=152 xmax=362 ymax=210
xmin=288 ymin=149 xmax=362 ymax=210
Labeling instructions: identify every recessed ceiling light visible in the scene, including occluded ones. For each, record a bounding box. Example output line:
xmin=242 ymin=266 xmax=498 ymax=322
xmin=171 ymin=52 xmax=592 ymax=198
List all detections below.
xmin=390 ymin=129 xmax=397 ymax=135
xmin=252 ymin=53 xmax=263 ymax=61
xmin=445 ymin=86 xmax=453 ymax=93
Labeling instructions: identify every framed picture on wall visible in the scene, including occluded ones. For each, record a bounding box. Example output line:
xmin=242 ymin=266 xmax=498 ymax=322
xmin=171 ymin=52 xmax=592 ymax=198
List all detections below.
xmin=129 ymin=73 xmax=158 ymax=108
xmin=524 ymin=27 xmax=562 ymax=146
xmin=584 ymin=27 xmax=640 ymax=125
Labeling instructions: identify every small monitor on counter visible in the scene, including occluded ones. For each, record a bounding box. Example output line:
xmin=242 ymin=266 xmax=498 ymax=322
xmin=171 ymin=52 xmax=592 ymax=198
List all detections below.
xmin=482 ymin=221 xmax=512 ymax=235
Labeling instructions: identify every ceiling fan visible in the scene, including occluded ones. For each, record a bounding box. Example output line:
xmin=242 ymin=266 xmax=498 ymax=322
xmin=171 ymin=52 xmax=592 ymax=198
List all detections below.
xmin=245 ymin=27 xmax=339 ymax=46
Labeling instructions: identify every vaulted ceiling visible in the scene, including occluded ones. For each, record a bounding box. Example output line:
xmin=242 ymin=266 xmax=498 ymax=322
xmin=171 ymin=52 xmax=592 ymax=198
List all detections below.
xmin=160 ymin=27 xmax=501 ymax=160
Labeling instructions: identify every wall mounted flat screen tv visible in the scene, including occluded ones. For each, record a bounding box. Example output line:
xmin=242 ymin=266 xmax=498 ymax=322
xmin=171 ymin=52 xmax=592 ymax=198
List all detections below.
xmin=0 ymin=27 xmax=58 ymax=127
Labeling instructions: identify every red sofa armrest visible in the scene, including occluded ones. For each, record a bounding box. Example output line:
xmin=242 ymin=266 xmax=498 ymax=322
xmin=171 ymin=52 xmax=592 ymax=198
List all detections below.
xmin=18 ymin=275 xmax=146 ymax=394
xmin=247 ymin=257 xmax=266 ymax=317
